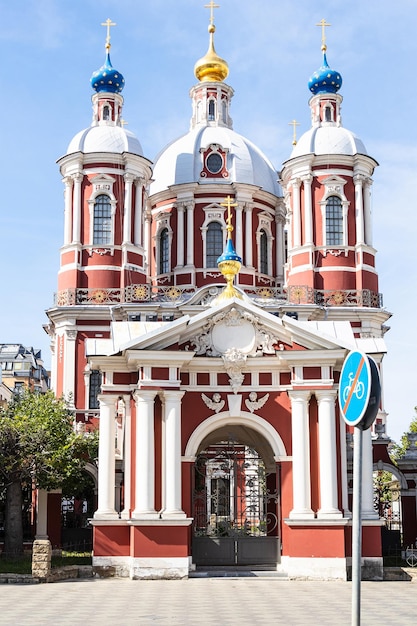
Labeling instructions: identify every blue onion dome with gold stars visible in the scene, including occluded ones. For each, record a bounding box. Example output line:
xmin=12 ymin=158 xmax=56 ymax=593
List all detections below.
xmin=91 ymin=49 xmax=125 ymax=93
xmin=308 ymin=49 xmax=342 ymax=95
xmin=217 ymin=237 xmax=242 ymax=266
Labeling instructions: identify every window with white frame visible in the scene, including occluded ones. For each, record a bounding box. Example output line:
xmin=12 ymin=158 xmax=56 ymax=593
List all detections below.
xmin=206 ymin=221 xmax=223 ymax=267
xmin=89 ymin=370 xmax=102 ymax=409
xmin=93 ymin=195 xmax=112 ymax=245
xmin=325 ymin=196 xmax=343 ymax=246
xmin=208 ymin=100 xmax=215 ymax=121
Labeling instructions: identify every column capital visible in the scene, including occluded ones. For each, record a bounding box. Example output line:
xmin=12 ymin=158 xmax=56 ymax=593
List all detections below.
xmin=161 ymin=389 xmax=185 ymax=402
xmin=288 ymin=389 xmax=312 ymax=402
xmin=301 ymin=173 xmax=313 ymax=185
xmin=133 ymin=389 xmax=158 ymax=404
xmin=62 ymin=175 xmax=74 ymax=187
xmin=97 ymin=393 xmax=118 ymax=408
xmin=72 ymin=172 xmax=83 ymax=183
xmin=315 ymin=389 xmax=338 ymax=402
xmin=353 ymin=173 xmax=366 ymax=185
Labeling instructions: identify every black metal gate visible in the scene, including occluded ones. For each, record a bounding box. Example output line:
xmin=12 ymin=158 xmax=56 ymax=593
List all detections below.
xmin=192 ymin=440 xmax=280 ymax=566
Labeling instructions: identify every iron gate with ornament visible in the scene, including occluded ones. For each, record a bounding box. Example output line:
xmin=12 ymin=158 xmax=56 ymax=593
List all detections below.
xmin=192 ymin=441 xmax=280 ymax=566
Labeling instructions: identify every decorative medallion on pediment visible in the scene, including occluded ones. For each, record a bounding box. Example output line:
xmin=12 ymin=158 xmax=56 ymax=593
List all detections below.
xmin=189 ymin=307 xmax=279 ymax=358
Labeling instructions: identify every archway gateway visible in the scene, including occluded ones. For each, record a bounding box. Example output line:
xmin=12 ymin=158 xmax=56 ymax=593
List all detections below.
xmin=192 ymin=438 xmax=280 ymax=566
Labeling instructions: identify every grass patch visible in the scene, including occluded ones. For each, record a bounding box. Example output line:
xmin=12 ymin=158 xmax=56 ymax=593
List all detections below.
xmin=0 ymin=550 xmax=92 ymax=575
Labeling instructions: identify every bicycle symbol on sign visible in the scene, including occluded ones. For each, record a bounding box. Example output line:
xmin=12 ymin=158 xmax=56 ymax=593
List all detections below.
xmin=342 ymin=372 xmax=365 ymax=404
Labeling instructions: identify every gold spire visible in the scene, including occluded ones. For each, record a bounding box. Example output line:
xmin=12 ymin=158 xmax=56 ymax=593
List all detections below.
xmin=289 ymin=119 xmax=300 ymax=146
xmin=221 ymin=195 xmax=238 ymax=239
xmin=194 ymin=2 xmax=229 ymax=83
xmin=214 ymin=196 xmax=242 ymax=302
xmin=101 ymin=18 xmax=116 ymax=51
xmin=316 ymin=18 xmax=331 ymax=52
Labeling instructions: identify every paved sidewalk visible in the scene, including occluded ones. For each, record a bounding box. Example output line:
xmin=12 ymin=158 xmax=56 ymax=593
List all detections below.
xmin=0 ymin=577 xmax=414 ymax=625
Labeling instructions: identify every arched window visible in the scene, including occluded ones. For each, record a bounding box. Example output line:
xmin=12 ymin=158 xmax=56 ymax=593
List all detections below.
xmin=103 ymin=105 xmax=110 ymax=121
xmin=208 ymin=100 xmax=215 ymax=121
xmin=89 ymin=370 xmax=102 ymax=409
xmin=93 ymin=195 xmax=112 ymax=245
xmin=260 ymin=229 xmax=268 ymax=274
xmin=326 ymin=196 xmax=343 ymax=245
xmin=159 ymin=228 xmax=169 ymax=274
xmin=324 ymin=106 xmax=332 ymax=122
xmin=206 ymin=222 xmax=223 ymax=267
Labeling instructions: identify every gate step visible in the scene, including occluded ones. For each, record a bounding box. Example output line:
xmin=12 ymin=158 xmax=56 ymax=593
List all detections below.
xmin=190 ymin=567 xmax=288 ymax=579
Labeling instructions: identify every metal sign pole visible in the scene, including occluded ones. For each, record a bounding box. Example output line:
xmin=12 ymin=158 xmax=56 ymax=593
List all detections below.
xmin=351 ymin=427 xmax=363 ymax=626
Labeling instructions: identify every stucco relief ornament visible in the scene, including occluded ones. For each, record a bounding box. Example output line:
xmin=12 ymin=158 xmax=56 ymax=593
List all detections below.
xmin=201 ymin=392 xmax=225 ymax=414
xmin=222 ymin=348 xmax=246 ymax=394
xmin=245 ymin=392 xmax=269 ymax=413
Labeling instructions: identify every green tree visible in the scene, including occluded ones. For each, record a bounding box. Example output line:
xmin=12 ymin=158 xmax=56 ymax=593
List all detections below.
xmin=390 ymin=407 xmax=417 ymax=461
xmin=0 ymin=390 xmax=98 ymax=559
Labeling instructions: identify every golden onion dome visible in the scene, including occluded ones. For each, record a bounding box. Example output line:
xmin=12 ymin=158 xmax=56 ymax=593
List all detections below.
xmin=194 ymin=24 xmax=229 ymax=83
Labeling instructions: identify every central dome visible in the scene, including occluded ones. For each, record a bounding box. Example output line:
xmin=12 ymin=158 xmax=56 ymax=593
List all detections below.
xmin=150 ymin=125 xmax=281 ymax=196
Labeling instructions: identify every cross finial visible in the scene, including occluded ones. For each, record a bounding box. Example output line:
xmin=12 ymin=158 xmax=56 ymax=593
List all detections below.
xmin=101 ymin=18 xmax=116 ymax=50
xmin=120 ymin=118 xmax=128 ymax=128
xmin=204 ymin=1 xmax=220 ymax=26
xmin=289 ymin=119 xmax=300 ymax=146
xmin=316 ymin=18 xmax=331 ymax=51
xmin=220 ymin=195 xmax=238 ymax=238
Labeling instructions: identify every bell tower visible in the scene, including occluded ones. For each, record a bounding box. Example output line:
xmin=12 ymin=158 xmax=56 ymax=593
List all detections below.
xmin=281 ymin=21 xmax=380 ymax=307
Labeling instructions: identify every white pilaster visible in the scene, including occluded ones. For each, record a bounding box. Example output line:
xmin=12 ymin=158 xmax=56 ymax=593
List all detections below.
xmin=354 ymin=174 xmax=365 ymax=245
xmin=235 ymin=203 xmax=243 ymax=260
xmin=292 ymin=179 xmax=301 ymax=247
xmin=244 ymin=204 xmax=253 ymax=268
xmin=133 ymin=179 xmax=143 ymax=247
xmin=72 ymin=172 xmax=83 ymax=244
xmin=162 ymin=390 xmax=186 ymax=518
xmin=339 ymin=417 xmax=350 ymax=516
xmin=176 ymin=203 xmax=185 ymax=268
xmin=275 ymin=214 xmax=285 ymax=280
xmin=94 ymin=394 xmax=118 ymax=519
xmin=143 ymin=211 xmax=151 ymax=273
xmin=316 ymin=390 xmax=343 ymax=519
xmin=132 ymin=390 xmax=158 ymax=518
xmin=120 ymin=396 xmax=132 ymax=519
xmin=302 ymin=175 xmax=313 ymax=245
xmin=186 ymin=202 xmax=194 ymax=266
xmin=363 ymin=178 xmax=373 ymax=246
xmin=288 ymin=390 xmax=314 ymax=519
xmin=63 ymin=328 xmax=77 ymax=407
xmin=63 ymin=176 xmax=73 ymax=245
xmin=123 ymin=173 xmax=134 ymax=244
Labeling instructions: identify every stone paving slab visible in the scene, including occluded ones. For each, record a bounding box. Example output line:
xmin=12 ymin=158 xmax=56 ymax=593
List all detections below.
xmin=0 ymin=578 xmax=415 ymax=625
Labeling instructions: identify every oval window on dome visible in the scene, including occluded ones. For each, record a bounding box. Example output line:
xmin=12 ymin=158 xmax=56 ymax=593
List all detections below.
xmin=206 ymin=153 xmax=223 ymax=174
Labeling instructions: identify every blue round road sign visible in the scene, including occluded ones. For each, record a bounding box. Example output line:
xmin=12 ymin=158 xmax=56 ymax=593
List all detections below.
xmin=339 ymin=351 xmax=372 ymax=428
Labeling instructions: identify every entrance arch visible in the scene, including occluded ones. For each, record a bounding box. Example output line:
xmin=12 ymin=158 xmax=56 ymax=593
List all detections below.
xmin=186 ymin=413 xmax=285 ymax=567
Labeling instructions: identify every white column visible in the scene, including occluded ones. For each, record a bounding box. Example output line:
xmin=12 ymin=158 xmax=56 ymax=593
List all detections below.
xmin=176 ymin=203 xmax=185 ymax=267
xmin=292 ymin=179 xmax=302 ymax=247
xmin=339 ymin=416 xmax=351 ymax=516
xmin=72 ymin=172 xmax=83 ymax=244
xmin=302 ymin=175 xmax=313 ymax=245
xmin=288 ymin=390 xmax=314 ymax=519
xmin=235 ymin=203 xmax=243 ymax=260
xmin=316 ymin=390 xmax=343 ymax=518
xmin=94 ymin=394 xmax=118 ymax=519
xmin=63 ymin=176 xmax=73 ymax=245
xmin=133 ymin=179 xmax=143 ymax=247
xmin=63 ymin=328 xmax=77 ymax=408
xmin=362 ymin=427 xmax=378 ymax=519
xmin=143 ymin=211 xmax=151 ymax=273
xmin=186 ymin=202 xmax=195 ymax=266
xmin=132 ymin=390 xmax=158 ymax=518
xmin=244 ymin=204 xmax=253 ymax=268
xmin=162 ymin=390 xmax=186 ymax=518
xmin=120 ymin=396 xmax=132 ymax=519
xmin=354 ymin=174 xmax=365 ymax=245
xmin=363 ymin=178 xmax=373 ymax=246
xmin=123 ymin=173 xmax=134 ymax=244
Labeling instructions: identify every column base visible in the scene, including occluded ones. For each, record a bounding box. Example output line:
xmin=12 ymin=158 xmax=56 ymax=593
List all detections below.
xmin=94 ymin=510 xmax=119 ymax=520
xmin=289 ymin=509 xmax=315 ymax=520
xmin=162 ymin=510 xmax=187 ymax=519
xmin=317 ymin=509 xmax=343 ymax=520
xmin=131 ymin=510 xmax=159 ymax=520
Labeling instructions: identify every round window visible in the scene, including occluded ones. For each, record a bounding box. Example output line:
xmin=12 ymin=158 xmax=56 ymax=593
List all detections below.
xmin=206 ymin=152 xmax=223 ymax=174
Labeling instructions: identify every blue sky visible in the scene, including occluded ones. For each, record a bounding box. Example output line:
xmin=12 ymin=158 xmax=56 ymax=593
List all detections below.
xmin=0 ymin=0 xmax=416 ymax=443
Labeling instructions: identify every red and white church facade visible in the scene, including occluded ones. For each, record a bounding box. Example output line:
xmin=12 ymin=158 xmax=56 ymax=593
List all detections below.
xmin=46 ymin=14 xmax=390 ymax=579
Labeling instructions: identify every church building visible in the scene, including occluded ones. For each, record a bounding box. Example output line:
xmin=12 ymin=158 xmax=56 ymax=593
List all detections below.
xmin=46 ymin=10 xmax=390 ymax=579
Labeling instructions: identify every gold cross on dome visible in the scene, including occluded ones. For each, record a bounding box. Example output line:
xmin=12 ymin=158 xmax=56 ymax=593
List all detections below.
xmin=101 ymin=18 xmax=116 ymax=48
xmin=220 ymin=195 xmax=238 ymax=235
xmin=204 ymin=1 xmax=220 ymax=26
xmin=289 ymin=119 xmax=300 ymax=146
xmin=316 ymin=18 xmax=331 ymax=49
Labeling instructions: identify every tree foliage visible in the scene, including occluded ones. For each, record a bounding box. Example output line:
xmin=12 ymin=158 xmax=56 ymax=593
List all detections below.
xmin=390 ymin=406 xmax=417 ymax=461
xmin=0 ymin=390 xmax=98 ymax=557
